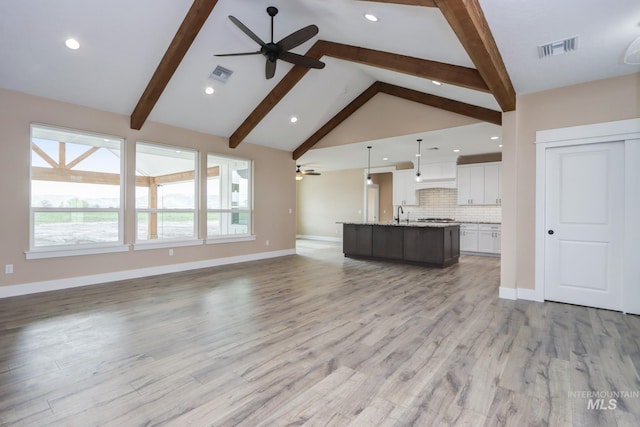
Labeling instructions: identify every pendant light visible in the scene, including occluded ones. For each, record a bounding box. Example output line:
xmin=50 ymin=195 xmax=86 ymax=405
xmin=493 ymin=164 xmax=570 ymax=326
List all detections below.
xmin=415 ymin=138 xmax=422 ymax=182
xmin=366 ymin=146 xmax=373 ymax=185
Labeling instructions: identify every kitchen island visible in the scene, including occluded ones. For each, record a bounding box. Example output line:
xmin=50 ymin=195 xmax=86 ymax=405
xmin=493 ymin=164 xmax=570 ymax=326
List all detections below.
xmin=342 ymin=222 xmax=460 ymax=267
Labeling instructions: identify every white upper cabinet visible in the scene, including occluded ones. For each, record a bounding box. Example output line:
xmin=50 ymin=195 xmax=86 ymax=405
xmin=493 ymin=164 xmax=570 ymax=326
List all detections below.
xmin=456 ymin=164 xmax=485 ymax=205
xmin=457 ymin=162 xmax=502 ymax=205
xmin=483 ymin=163 xmax=502 ymax=205
xmin=392 ymin=170 xmax=417 ymax=206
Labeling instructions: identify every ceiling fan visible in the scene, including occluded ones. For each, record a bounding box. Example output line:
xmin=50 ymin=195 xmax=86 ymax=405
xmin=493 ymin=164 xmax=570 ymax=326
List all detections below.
xmin=296 ymin=165 xmax=321 ymax=180
xmin=215 ymin=6 xmax=325 ymax=79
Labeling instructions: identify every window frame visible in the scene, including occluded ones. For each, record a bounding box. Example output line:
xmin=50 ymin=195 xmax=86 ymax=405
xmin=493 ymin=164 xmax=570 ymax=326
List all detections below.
xmin=27 ymin=123 xmax=127 ymax=259
xmin=206 ymin=153 xmax=254 ymax=243
xmin=134 ymin=141 xmax=201 ymax=249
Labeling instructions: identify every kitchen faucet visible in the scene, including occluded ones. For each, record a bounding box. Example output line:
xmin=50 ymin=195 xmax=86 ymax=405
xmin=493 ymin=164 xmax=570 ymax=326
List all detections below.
xmin=396 ymin=206 xmax=404 ymax=224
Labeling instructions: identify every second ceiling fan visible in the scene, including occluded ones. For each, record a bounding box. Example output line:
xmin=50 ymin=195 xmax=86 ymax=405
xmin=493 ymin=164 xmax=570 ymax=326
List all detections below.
xmin=215 ymin=6 xmax=325 ymax=79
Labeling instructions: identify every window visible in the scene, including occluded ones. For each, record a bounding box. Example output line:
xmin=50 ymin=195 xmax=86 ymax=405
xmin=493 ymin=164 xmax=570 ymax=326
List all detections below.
xmin=207 ymin=154 xmax=252 ymax=238
xmin=30 ymin=124 xmax=124 ymax=250
xmin=136 ymin=142 xmax=197 ymax=243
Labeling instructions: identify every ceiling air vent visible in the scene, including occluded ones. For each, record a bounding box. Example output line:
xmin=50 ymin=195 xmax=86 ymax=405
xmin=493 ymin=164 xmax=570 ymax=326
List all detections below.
xmin=209 ymin=65 xmax=233 ymax=83
xmin=538 ymin=36 xmax=578 ymax=58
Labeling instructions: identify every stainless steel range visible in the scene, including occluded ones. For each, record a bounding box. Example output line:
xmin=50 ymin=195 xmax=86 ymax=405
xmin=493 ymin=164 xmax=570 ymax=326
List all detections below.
xmin=415 ymin=218 xmax=457 ymax=223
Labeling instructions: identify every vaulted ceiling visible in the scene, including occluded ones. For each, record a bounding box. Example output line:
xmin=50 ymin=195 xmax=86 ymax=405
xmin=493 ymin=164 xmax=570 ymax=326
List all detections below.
xmin=1 ymin=0 xmax=639 ymax=170
xmin=129 ymin=0 xmax=514 ymax=161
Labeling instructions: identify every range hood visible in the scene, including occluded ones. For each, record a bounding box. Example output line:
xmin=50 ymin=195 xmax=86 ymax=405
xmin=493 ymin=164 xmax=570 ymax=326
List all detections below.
xmin=415 ymin=177 xmax=457 ymax=189
xmin=415 ymin=161 xmax=457 ymax=189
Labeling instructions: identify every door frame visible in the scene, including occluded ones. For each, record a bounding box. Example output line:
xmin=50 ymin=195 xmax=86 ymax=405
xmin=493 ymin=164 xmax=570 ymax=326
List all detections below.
xmin=363 ymin=166 xmax=395 ymax=222
xmin=366 ymin=184 xmax=379 ymax=223
xmin=534 ymin=118 xmax=640 ymax=313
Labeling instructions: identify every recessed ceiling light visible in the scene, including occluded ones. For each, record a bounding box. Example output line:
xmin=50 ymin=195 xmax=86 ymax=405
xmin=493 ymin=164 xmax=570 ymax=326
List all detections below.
xmin=453 ymin=149 xmax=460 ymax=153
xmin=491 ymin=136 xmax=499 ymax=140
xmin=431 ymin=80 xmax=442 ymax=85
xmin=65 ymin=38 xmax=80 ymax=50
xmin=290 ymin=116 xmax=298 ymax=123
xmin=499 ymin=144 xmax=503 ymax=148
xmin=415 ymin=153 xmax=421 ymax=157
xmin=205 ymin=86 xmax=214 ymax=95
xmin=364 ymin=14 xmax=378 ymax=22
xmin=382 ymin=157 xmax=388 ymax=161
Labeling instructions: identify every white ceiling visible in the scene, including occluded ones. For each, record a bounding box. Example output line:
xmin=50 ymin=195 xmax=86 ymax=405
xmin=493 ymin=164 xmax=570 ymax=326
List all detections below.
xmin=299 ymin=122 xmax=502 ymax=172
xmin=1 ymin=0 xmax=639 ymax=171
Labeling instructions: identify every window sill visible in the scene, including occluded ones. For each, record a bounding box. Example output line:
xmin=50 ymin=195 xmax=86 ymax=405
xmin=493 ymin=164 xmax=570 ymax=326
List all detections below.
xmin=206 ymin=235 xmax=256 ymax=244
xmin=133 ymin=239 xmax=204 ymax=251
xmin=26 ymin=244 xmax=130 ymax=260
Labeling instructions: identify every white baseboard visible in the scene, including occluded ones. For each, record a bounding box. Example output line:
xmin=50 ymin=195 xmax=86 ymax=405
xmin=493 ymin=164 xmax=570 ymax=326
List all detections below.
xmin=296 ymin=235 xmax=342 ymax=243
xmin=499 ymin=286 xmax=544 ymax=302
xmin=0 ymin=249 xmax=296 ymax=299
xmin=517 ymin=287 xmax=544 ymax=302
xmin=499 ymin=287 xmax=517 ymax=300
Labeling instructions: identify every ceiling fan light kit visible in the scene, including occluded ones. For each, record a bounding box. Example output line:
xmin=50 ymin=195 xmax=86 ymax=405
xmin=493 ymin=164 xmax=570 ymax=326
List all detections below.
xmin=215 ymin=6 xmax=325 ymax=79
xmin=296 ymin=165 xmax=320 ymax=180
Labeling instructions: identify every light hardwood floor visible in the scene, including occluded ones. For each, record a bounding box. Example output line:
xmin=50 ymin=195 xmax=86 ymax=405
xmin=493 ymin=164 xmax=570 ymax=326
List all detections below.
xmin=1 ymin=240 xmax=639 ymax=426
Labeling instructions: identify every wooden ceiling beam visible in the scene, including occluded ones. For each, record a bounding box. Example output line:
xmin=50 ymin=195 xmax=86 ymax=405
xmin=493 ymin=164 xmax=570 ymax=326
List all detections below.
xmin=360 ymin=0 xmax=437 ymax=7
xmin=377 ymin=82 xmax=501 ymax=125
xmin=230 ymin=40 xmax=488 ymax=149
xmin=292 ymin=82 xmax=382 ymax=160
xmin=433 ymin=0 xmax=515 ymax=111
xmin=130 ymin=0 xmax=219 ymax=130
xmin=229 ymin=42 xmax=325 ymax=149
xmin=320 ymin=40 xmax=488 ymax=92
xmin=292 ymin=80 xmax=501 ymax=160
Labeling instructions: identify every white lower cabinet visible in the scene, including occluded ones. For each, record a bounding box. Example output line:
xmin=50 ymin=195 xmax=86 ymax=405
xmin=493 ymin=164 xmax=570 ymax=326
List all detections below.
xmin=460 ymin=224 xmax=479 ymax=252
xmin=461 ymin=223 xmax=501 ymax=254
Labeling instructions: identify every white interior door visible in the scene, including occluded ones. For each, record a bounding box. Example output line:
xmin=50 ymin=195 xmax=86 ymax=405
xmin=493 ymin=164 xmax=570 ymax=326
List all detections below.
xmin=366 ymin=185 xmax=379 ymax=223
xmin=544 ymin=142 xmax=624 ymax=310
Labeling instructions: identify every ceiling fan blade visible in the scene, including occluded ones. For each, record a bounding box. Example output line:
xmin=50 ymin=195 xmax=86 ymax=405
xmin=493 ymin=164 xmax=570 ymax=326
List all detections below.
xmin=278 ymin=52 xmax=325 ymax=69
xmin=228 ymin=15 xmax=267 ymax=48
xmin=265 ymin=59 xmax=276 ymax=79
xmin=215 ymin=51 xmax=262 ymax=57
xmin=277 ymin=25 xmax=319 ymax=51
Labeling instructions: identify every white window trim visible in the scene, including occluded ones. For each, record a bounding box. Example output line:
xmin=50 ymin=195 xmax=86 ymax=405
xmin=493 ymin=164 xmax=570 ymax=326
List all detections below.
xmin=206 ymin=235 xmax=256 ymax=245
xmin=133 ymin=239 xmax=204 ymax=251
xmin=26 ymin=243 xmax=130 ymax=260
xmin=29 ymin=124 xmax=125 ymax=252
xmin=206 ymin=154 xmax=253 ymax=239
xmin=135 ymin=141 xmax=199 ymax=244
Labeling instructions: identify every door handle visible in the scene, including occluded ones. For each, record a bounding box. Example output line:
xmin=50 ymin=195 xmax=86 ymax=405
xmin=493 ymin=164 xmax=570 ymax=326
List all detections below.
xmin=548 ymin=230 xmax=554 ymax=235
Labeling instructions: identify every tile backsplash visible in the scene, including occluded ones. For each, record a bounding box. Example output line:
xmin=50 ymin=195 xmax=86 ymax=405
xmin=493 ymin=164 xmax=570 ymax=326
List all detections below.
xmin=403 ymin=188 xmax=502 ymax=223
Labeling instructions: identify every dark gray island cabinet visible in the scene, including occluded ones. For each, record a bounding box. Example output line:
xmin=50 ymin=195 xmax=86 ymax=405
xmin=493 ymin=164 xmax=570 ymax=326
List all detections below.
xmin=342 ymin=223 xmax=460 ymax=267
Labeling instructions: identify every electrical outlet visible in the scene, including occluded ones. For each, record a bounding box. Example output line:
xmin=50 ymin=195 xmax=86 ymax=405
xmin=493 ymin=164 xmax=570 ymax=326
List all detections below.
xmin=5 ymin=264 xmax=13 ymax=274
xmin=169 ymin=249 xmax=174 ymax=256
xmin=289 ymin=208 xmax=293 ymax=214
xmin=266 ymin=240 xmax=270 ymax=246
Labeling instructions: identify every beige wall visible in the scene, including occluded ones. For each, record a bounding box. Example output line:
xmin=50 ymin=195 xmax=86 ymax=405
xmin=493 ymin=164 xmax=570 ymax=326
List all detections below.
xmin=504 ymin=73 xmax=640 ymax=290
xmin=372 ymin=173 xmax=393 ymax=222
xmin=0 ymin=88 xmax=296 ymax=289
xmin=296 ymin=169 xmax=365 ymax=238
xmin=314 ymin=93 xmax=482 ymax=149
